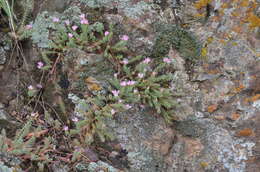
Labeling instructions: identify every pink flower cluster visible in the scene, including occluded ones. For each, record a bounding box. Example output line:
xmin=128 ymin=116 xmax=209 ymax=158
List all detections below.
xmin=25 ymin=24 xmax=33 ymax=30
xmin=104 ymin=31 xmax=110 ymax=36
xmin=68 ymin=33 xmax=73 ymax=38
xmin=64 ymin=20 xmax=70 ymax=26
xmin=80 ymin=14 xmax=89 ymax=24
xmin=120 ymin=35 xmax=129 ymax=41
xmin=163 ymin=57 xmax=172 ymax=64
xmin=111 ymin=109 xmax=116 ymax=115
xmin=143 ymin=58 xmax=151 ymax=64
xmin=37 ymin=61 xmax=44 ymax=69
xmin=72 ymin=25 xmax=78 ymax=31
xmin=52 ymin=17 xmax=60 ymax=23
xmin=63 ymin=126 xmax=69 ymax=131
xmin=111 ymin=90 xmax=120 ymax=97
xmin=28 ymin=85 xmax=34 ymax=90
xmin=72 ymin=117 xmax=79 ymax=122
xmin=120 ymin=80 xmax=136 ymax=86
xmin=124 ymin=104 xmax=132 ymax=110
xmin=28 ymin=84 xmax=43 ymax=90
xmin=138 ymin=73 xmax=144 ymax=78
xmin=122 ymin=58 xmax=129 ymax=65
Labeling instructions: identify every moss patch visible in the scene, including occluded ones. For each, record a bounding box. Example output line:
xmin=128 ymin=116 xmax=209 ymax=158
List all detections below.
xmin=151 ymin=24 xmax=202 ymax=62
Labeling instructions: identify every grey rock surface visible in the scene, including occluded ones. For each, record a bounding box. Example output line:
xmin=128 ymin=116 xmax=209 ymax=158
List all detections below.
xmin=0 ymin=47 xmax=7 ymax=65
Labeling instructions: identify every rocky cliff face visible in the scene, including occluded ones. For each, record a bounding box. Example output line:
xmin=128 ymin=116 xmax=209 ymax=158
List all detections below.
xmin=0 ymin=0 xmax=259 ymax=171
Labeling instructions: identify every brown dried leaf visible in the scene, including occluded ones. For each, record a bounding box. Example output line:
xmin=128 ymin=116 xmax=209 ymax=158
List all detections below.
xmin=230 ymin=113 xmax=240 ymax=121
xmin=207 ymin=104 xmax=218 ymax=113
xmin=236 ymin=128 xmax=254 ymax=137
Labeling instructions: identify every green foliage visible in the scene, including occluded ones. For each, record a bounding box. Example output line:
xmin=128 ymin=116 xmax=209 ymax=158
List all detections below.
xmin=68 ymin=94 xmax=114 ymax=146
xmin=0 ymin=118 xmax=51 ymax=164
xmin=0 ymin=0 xmax=16 ymax=32
xmin=17 ymin=0 xmax=34 ymax=29
xmin=0 ymin=0 xmax=33 ymax=39
xmin=2 ymin=6 xmax=182 ymax=170
xmin=109 ymin=56 xmax=177 ymax=123
xmin=152 ymin=24 xmax=202 ymax=61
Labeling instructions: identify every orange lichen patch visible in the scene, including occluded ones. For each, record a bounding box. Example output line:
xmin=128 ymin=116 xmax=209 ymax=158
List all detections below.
xmin=232 ymin=26 xmax=243 ymax=34
xmin=221 ymin=3 xmax=229 ymax=9
xmin=194 ymin=0 xmax=212 ymax=9
xmin=207 ymin=104 xmax=218 ymax=113
xmin=251 ymin=75 xmax=257 ymax=80
xmin=203 ymin=63 xmax=209 ymax=68
xmin=231 ymin=113 xmax=240 ymax=121
xmin=232 ymin=42 xmax=238 ymax=46
xmin=232 ymin=84 xmax=245 ymax=93
xmin=207 ymin=69 xmax=220 ymax=74
xmin=85 ymin=77 xmax=102 ymax=91
xmin=214 ymin=115 xmax=225 ymax=120
xmin=244 ymin=94 xmax=260 ymax=103
xmin=26 ymin=129 xmax=49 ymax=139
xmin=200 ymin=162 xmax=209 ymax=168
xmin=231 ymin=11 xmax=240 ymax=17
xmin=236 ymin=128 xmax=254 ymax=137
xmin=239 ymin=0 xmax=249 ymax=7
xmin=206 ymin=37 xmax=214 ymax=44
xmin=201 ymin=47 xmax=207 ymax=57
xmin=219 ymin=39 xmax=227 ymax=45
xmin=246 ymin=13 xmax=260 ymax=29
xmin=212 ymin=15 xmax=221 ymax=22
xmin=194 ymin=13 xmax=204 ymax=18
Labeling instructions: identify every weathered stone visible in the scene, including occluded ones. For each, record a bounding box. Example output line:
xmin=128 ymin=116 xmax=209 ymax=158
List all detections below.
xmin=51 ymin=164 xmax=69 ymax=172
xmin=87 ymin=161 xmax=120 ymax=172
xmin=107 ymin=108 xmax=171 ymax=171
xmin=0 ymin=47 xmax=7 ymax=65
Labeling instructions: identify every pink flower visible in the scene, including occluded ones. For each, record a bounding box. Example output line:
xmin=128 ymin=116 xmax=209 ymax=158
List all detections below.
xmin=120 ymin=35 xmax=129 ymax=41
xmin=31 ymin=112 xmax=37 ymax=117
xmin=125 ymin=104 xmax=132 ymax=110
xmin=72 ymin=25 xmax=78 ymax=31
xmin=111 ymin=109 xmax=116 ymax=115
xmin=152 ymin=72 xmax=157 ymax=76
xmin=68 ymin=33 xmax=73 ymax=38
xmin=64 ymin=20 xmax=70 ymax=26
xmin=80 ymin=18 xmax=89 ymax=24
xmin=36 ymin=84 xmax=43 ymax=89
xmin=28 ymin=85 xmax=34 ymax=90
xmin=140 ymin=104 xmax=145 ymax=109
xmin=120 ymin=81 xmax=127 ymax=86
xmin=127 ymin=80 xmax=136 ymax=86
xmin=37 ymin=61 xmax=44 ymax=69
xmin=138 ymin=73 xmax=144 ymax=78
xmin=143 ymin=58 xmax=151 ymax=64
xmin=52 ymin=17 xmax=60 ymax=23
xmin=112 ymin=90 xmax=120 ymax=97
xmin=122 ymin=58 xmax=128 ymax=65
xmin=25 ymin=24 xmax=32 ymax=30
xmin=80 ymin=14 xmax=85 ymax=19
xmin=63 ymin=126 xmax=69 ymax=131
xmin=72 ymin=117 xmax=79 ymax=122
xmin=104 ymin=31 xmax=110 ymax=36
xmin=163 ymin=57 xmax=172 ymax=64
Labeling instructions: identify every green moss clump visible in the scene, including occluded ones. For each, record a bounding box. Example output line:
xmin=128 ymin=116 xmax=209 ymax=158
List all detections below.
xmin=151 ymin=24 xmax=202 ymax=61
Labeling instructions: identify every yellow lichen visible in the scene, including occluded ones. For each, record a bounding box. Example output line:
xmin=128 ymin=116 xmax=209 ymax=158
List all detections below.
xmin=201 ymin=47 xmax=207 ymax=57
xmin=246 ymin=13 xmax=260 ymax=29
xmin=194 ymin=0 xmax=212 ymax=9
